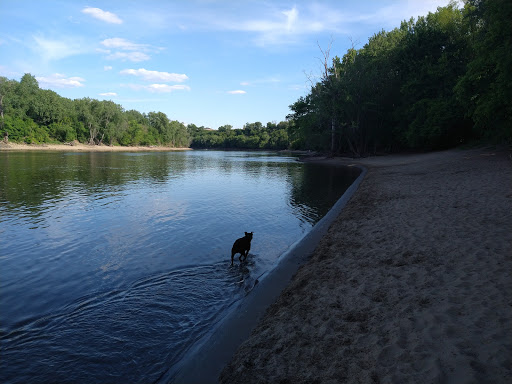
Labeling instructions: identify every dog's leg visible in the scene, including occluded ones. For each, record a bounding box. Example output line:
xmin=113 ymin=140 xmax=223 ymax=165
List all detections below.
xmin=231 ymin=251 xmax=235 ymax=266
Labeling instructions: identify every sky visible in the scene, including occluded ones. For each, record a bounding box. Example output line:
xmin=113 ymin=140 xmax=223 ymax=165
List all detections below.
xmin=0 ymin=0 xmax=451 ymax=129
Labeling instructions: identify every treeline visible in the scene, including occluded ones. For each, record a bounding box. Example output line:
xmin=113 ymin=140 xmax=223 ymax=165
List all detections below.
xmin=287 ymin=0 xmax=512 ymax=155
xmin=188 ymin=121 xmax=290 ymax=150
xmin=0 ymin=74 xmax=190 ymax=147
xmin=0 ymin=73 xmax=291 ymax=150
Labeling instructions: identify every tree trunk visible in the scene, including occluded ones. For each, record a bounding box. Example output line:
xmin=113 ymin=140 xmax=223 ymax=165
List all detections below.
xmin=88 ymin=123 xmax=95 ymax=145
xmin=331 ymin=117 xmax=335 ymax=153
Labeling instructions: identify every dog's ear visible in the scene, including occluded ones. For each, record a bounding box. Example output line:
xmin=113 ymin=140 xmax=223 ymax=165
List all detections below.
xmin=245 ymin=232 xmax=248 ymax=235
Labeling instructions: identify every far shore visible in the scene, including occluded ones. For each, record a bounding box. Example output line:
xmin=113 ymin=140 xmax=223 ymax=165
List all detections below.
xmin=0 ymin=142 xmax=191 ymax=152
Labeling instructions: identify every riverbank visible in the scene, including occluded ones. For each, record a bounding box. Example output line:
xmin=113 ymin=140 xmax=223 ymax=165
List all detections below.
xmin=219 ymin=147 xmax=511 ymax=383
xmin=0 ymin=142 xmax=190 ymax=152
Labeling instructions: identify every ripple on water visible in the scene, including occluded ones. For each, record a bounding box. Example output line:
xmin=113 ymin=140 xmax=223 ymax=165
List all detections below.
xmin=0 ymin=262 xmax=258 ymax=383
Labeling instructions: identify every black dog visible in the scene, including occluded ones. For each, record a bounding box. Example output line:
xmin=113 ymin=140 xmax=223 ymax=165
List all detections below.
xmin=231 ymin=232 xmax=253 ymax=266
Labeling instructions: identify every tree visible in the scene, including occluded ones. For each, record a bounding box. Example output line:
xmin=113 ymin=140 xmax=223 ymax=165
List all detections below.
xmin=455 ymin=0 xmax=512 ymax=142
xmin=96 ymin=100 xmax=124 ymax=145
xmin=75 ymin=98 xmax=99 ymax=144
xmin=287 ymin=1 xmax=508 ymax=153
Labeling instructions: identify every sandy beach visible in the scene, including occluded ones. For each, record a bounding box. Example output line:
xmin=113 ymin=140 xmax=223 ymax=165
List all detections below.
xmin=219 ymin=148 xmax=512 ymax=383
xmin=0 ymin=142 xmax=190 ymax=152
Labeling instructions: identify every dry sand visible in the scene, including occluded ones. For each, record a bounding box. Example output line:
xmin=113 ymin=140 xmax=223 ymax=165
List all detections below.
xmin=0 ymin=142 xmax=190 ymax=152
xmin=220 ymin=148 xmax=512 ymax=384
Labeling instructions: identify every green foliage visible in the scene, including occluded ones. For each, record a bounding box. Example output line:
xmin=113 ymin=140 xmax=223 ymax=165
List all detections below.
xmin=0 ymin=76 xmax=192 ymax=147
xmin=288 ymin=1 xmax=510 ymax=154
xmin=455 ymin=0 xmax=512 ymax=142
xmin=49 ymin=121 xmax=77 ymax=142
xmin=4 ymin=115 xmax=49 ymax=143
xmin=188 ymin=121 xmax=289 ymax=150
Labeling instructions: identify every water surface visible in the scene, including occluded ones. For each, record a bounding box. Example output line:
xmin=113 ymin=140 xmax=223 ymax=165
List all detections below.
xmin=0 ymin=150 xmax=359 ymax=383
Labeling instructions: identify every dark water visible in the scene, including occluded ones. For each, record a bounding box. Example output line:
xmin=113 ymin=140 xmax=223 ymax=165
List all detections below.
xmin=0 ymin=150 xmax=359 ymax=383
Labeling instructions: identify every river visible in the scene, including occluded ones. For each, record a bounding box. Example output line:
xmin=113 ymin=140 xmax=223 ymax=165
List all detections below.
xmin=0 ymin=150 xmax=359 ymax=383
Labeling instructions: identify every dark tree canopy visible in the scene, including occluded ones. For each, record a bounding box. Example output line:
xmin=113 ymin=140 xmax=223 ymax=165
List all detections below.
xmin=287 ymin=0 xmax=511 ymax=155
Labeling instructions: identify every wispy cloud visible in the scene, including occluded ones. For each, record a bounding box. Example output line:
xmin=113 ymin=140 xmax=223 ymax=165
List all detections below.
xmin=82 ymin=7 xmax=122 ymax=24
xmin=228 ymin=90 xmax=246 ymax=95
xmin=106 ymin=51 xmax=150 ymax=62
xmin=36 ymin=73 xmax=85 ymax=88
xmin=124 ymin=83 xmax=190 ymax=93
xmin=104 ymin=66 xmax=113 ymax=71
xmin=99 ymin=92 xmax=117 ymax=96
xmin=100 ymin=38 xmax=156 ymax=62
xmin=101 ymin=38 xmax=147 ymax=51
xmin=216 ymin=5 xmax=335 ymax=46
xmin=191 ymin=1 xmax=449 ymax=47
xmin=33 ymin=35 xmax=89 ymax=61
xmin=120 ymin=68 xmax=188 ymax=82
xmin=369 ymin=0 xmax=451 ymax=26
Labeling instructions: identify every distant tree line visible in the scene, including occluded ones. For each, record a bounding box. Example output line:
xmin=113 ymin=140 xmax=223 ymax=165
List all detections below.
xmin=0 ymin=74 xmax=191 ymax=147
xmin=0 ymin=73 xmax=291 ymax=150
xmin=187 ymin=121 xmax=290 ymax=150
xmin=287 ymin=0 xmax=512 ymax=155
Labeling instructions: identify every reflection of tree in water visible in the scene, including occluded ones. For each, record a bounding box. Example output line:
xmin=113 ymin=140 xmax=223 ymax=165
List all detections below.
xmin=287 ymin=163 xmax=361 ymax=225
xmin=0 ymin=151 xmax=360 ymax=226
xmin=0 ymin=152 xmax=188 ymax=216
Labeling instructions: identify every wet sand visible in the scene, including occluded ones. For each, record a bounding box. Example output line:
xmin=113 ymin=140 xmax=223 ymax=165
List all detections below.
xmin=219 ymin=148 xmax=512 ymax=383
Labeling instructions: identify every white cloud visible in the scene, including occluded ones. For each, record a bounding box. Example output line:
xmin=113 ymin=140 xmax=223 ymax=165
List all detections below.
xmin=124 ymin=83 xmax=191 ymax=93
xmin=82 ymin=7 xmax=122 ymax=24
xmin=228 ymin=90 xmax=246 ymax=94
xmin=36 ymin=73 xmax=85 ymax=88
xmin=104 ymin=66 xmax=113 ymax=71
xmin=106 ymin=51 xmax=150 ymax=62
xmin=203 ymin=1 xmax=450 ymax=47
xmin=220 ymin=5 xmax=319 ymax=46
xmin=101 ymin=38 xmax=147 ymax=51
xmin=147 ymin=84 xmax=190 ymax=93
xmin=33 ymin=36 xmax=88 ymax=61
xmin=120 ymin=68 xmax=188 ymax=83
xmin=283 ymin=6 xmax=299 ymax=32
xmin=100 ymin=38 xmax=155 ymax=62
xmin=99 ymin=92 xmax=117 ymax=96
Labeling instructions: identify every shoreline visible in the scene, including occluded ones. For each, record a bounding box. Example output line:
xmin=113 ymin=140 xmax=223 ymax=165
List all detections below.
xmin=0 ymin=142 xmax=191 ymax=152
xmin=218 ymin=147 xmax=511 ymax=383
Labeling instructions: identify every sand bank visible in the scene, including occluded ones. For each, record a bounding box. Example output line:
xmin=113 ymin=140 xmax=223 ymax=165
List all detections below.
xmin=0 ymin=142 xmax=190 ymax=152
xmin=217 ymin=148 xmax=511 ymax=383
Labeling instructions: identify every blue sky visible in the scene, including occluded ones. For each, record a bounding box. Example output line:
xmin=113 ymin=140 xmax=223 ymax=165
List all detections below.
xmin=1 ymin=0 xmax=451 ymax=129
